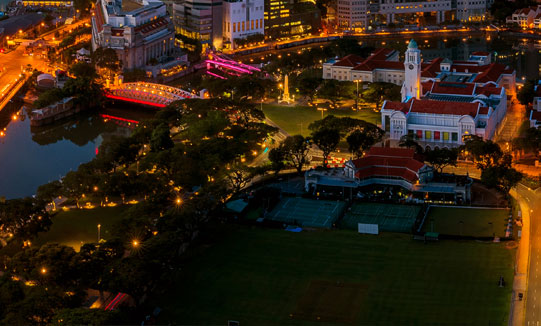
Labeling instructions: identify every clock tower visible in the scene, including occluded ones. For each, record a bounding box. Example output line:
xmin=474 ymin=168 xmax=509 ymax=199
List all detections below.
xmin=401 ymin=39 xmax=421 ymax=101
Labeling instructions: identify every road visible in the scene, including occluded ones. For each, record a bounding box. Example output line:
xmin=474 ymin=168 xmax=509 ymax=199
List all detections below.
xmin=513 ymin=184 xmax=541 ymax=326
xmin=0 ymin=45 xmax=48 ymax=112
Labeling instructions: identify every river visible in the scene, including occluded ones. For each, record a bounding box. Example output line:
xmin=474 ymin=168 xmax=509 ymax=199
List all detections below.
xmin=2 ymin=33 xmax=541 ymax=199
xmin=0 ymin=101 xmax=155 ymax=199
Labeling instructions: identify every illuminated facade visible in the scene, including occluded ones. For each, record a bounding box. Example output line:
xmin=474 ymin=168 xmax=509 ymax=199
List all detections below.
xmin=337 ymin=0 xmax=487 ymax=31
xmin=172 ymin=0 xmax=223 ymax=50
xmin=17 ymin=0 xmax=73 ymax=7
xmin=264 ymin=0 xmax=320 ymax=39
xmin=381 ymin=41 xmax=509 ymax=147
xmin=223 ymin=0 xmax=264 ymax=48
xmin=91 ymin=0 xmax=176 ymax=70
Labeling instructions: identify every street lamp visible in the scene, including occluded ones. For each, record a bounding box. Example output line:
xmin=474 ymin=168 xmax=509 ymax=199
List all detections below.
xmin=317 ymin=106 xmax=327 ymax=119
xmin=97 ymin=224 xmax=101 ymax=242
xmin=132 ymin=240 xmax=139 ymax=247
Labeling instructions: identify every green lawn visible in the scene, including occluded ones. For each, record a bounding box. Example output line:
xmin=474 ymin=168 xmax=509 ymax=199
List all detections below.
xmin=422 ymin=207 xmax=510 ymax=238
xmin=153 ymin=227 xmax=514 ymax=325
xmin=35 ymin=206 xmax=128 ymax=251
xmin=263 ymin=104 xmax=380 ymax=136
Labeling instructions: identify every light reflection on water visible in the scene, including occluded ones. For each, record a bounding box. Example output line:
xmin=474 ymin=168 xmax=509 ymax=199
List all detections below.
xmin=0 ymin=101 xmax=153 ymax=199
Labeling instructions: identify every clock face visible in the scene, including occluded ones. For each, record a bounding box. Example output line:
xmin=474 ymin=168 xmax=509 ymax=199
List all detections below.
xmin=409 ymin=64 xmax=414 ymax=70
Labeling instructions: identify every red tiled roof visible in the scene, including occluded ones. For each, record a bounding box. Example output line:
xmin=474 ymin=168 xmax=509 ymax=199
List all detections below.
xmin=350 ymin=147 xmax=424 ymax=183
xmin=421 ymin=57 xmax=443 ymax=78
xmin=369 ymin=48 xmax=396 ymax=61
xmin=333 ymin=54 xmax=364 ymax=67
xmin=384 ymin=98 xmax=480 ymax=117
xmin=478 ymin=106 xmax=490 ymax=115
xmin=355 ymin=166 xmax=419 ymax=183
xmin=421 ymin=81 xmax=434 ymax=95
xmin=410 ymin=99 xmax=479 ymax=117
xmin=353 ymin=60 xmax=403 ymax=71
xmin=473 ymin=63 xmax=512 ymax=83
xmin=353 ymin=156 xmax=425 ymax=172
xmin=134 ymin=16 xmax=169 ymax=34
xmin=476 ymin=85 xmax=503 ymax=96
xmin=431 ymin=82 xmax=475 ymax=95
xmin=94 ymin=0 xmax=105 ymax=33
xmin=471 ymin=51 xmax=490 ymax=56
xmin=382 ymin=100 xmax=411 ymax=113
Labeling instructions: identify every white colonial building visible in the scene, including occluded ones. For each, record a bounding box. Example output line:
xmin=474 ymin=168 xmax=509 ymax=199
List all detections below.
xmin=323 ymin=45 xmax=516 ymax=94
xmin=381 ymin=39 xmax=509 ymax=148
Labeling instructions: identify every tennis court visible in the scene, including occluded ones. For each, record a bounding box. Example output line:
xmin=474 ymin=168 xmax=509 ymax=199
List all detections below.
xmin=340 ymin=203 xmax=421 ymax=233
xmin=268 ymin=197 xmax=346 ymax=228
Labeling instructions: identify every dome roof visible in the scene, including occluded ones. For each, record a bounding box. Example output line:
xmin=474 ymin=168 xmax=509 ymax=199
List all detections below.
xmin=37 ymin=73 xmax=54 ymax=82
xmin=408 ymin=39 xmax=418 ymax=49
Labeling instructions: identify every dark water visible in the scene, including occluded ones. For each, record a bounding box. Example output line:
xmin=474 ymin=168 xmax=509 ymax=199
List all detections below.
xmin=0 ymin=102 xmax=154 ymax=199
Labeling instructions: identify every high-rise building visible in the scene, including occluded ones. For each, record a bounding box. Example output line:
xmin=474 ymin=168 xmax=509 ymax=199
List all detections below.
xmin=91 ymin=0 xmax=176 ymax=69
xmin=336 ymin=0 xmax=488 ymax=31
xmin=172 ymin=0 xmax=223 ymax=51
xmin=336 ymin=0 xmax=368 ymax=31
xmin=264 ymin=0 xmax=321 ymax=40
xmin=223 ymin=0 xmax=264 ymax=48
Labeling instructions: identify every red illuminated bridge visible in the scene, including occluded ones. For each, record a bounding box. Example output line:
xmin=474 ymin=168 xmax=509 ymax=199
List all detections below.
xmin=105 ymin=82 xmax=206 ymax=108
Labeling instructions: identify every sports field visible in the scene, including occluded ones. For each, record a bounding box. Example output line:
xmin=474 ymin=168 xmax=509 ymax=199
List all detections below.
xmin=267 ymin=197 xmax=346 ymax=228
xmin=35 ymin=206 xmax=128 ymax=251
xmin=422 ymin=206 xmax=510 ymax=238
xmin=340 ymin=203 xmax=420 ymax=233
xmin=151 ymin=227 xmax=514 ymax=325
xmin=262 ymin=104 xmax=380 ymax=136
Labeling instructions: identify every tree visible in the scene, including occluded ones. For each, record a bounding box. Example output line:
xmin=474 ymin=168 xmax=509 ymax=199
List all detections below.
xmin=0 ymin=198 xmax=51 ymax=242
xmin=36 ymin=180 xmax=62 ymax=210
xmin=226 ymin=164 xmax=257 ymax=194
xmin=513 ymin=127 xmax=541 ymax=157
xmin=150 ymin=123 xmax=174 ymax=152
xmin=346 ymin=129 xmax=383 ymax=158
xmin=312 ymin=128 xmax=341 ymax=167
xmin=51 ymin=308 xmax=120 ymax=325
xmin=317 ymin=80 xmax=353 ymax=105
xmin=92 ymin=47 xmax=122 ymax=79
xmin=298 ymin=76 xmax=322 ymax=101
xmin=362 ymin=82 xmax=401 ymax=110
xmin=481 ymin=166 xmax=523 ymax=193
xmin=10 ymin=243 xmax=82 ymax=289
xmin=33 ymin=88 xmax=66 ymax=109
xmin=282 ymin=135 xmax=311 ymax=174
xmin=517 ymin=79 xmax=536 ymax=106
xmin=460 ymin=136 xmax=503 ymax=170
xmin=424 ymin=147 xmax=458 ymax=173
xmin=399 ymin=134 xmax=423 ymax=154
xmin=268 ymin=147 xmax=286 ymax=175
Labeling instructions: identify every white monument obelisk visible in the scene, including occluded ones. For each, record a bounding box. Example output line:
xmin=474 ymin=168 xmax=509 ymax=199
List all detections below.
xmin=282 ymin=74 xmax=290 ymax=103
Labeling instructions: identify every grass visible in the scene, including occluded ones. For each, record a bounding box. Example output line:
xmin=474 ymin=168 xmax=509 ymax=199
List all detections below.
xmin=262 ymin=104 xmax=380 ymax=136
xmin=422 ymin=207 xmax=510 ymax=238
xmin=153 ymin=227 xmax=514 ymax=325
xmin=340 ymin=203 xmax=420 ymax=233
xmin=35 ymin=206 xmax=128 ymax=251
